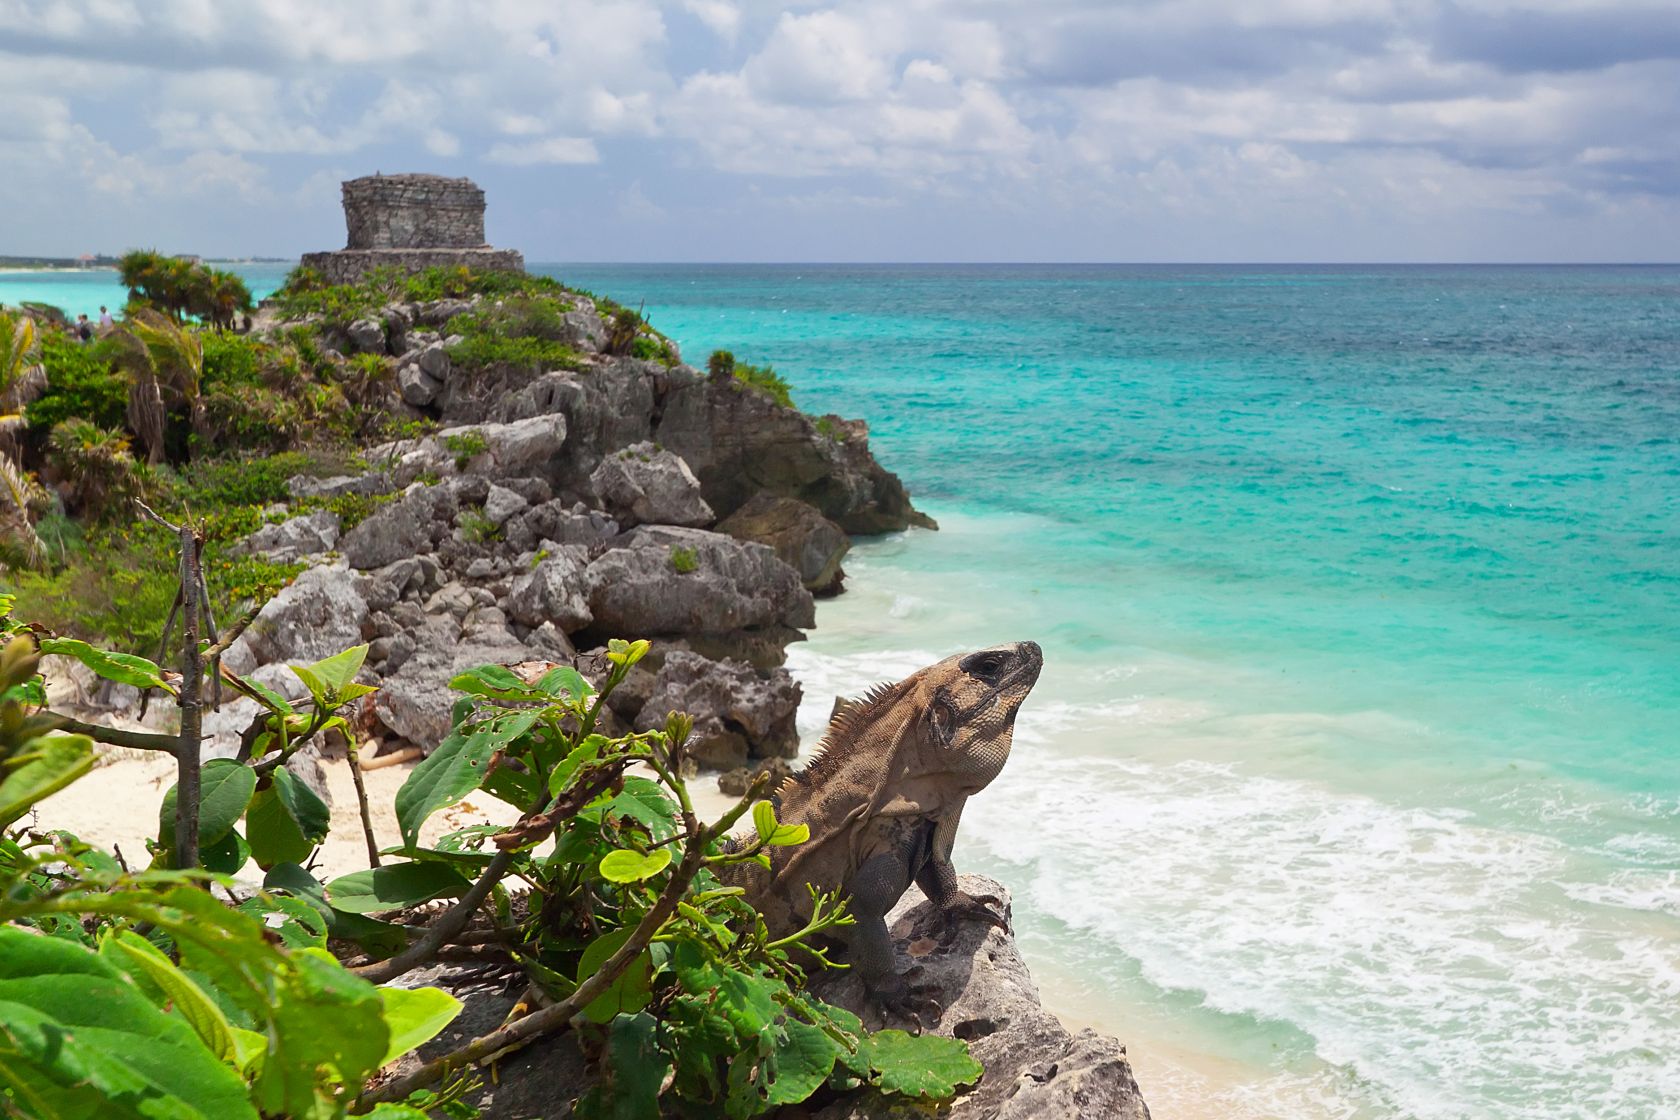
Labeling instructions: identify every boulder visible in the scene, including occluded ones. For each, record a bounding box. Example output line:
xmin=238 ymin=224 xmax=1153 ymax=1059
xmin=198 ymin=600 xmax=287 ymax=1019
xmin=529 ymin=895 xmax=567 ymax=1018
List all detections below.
xmin=582 ymin=526 xmax=814 ymax=641
xmin=717 ymin=492 xmax=849 ymax=595
xmin=717 ymin=756 xmax=796 ymax=796
xmin=505 ymin=546 xmax=592 ymax=631
xmin=655 ymin=373 xmax=934 ymax=535
xmin=287 ymin=473 xmax=393 ymax=500
xmin=398 ymin=362 xmax=441 ymax=406
xmin=340 ymin=484 xmax=457 ymax=569
xmin=588 ymin=442 xmax=714 ymax=529
xmin=813 ymin=877 xmax=1152 ymax=1120
xmin=633 ymin=651 xmax=801 ymax=767
xmin=482 ymin=483 xmax=528 ymax=525
xmin=346 ymin=318 xmax=385 ymax=354
xmin=416 ymin=341 xmax=451 ymax=380
xmin=373 ymin=625 xmax=533 ymax=751
xmin=235 ymin=510 xmax=341 ymax=564
xmin=440 ymin=415 xmax=568 ymax=475
xmin=223 ymin=564 xmax=369 ymax=676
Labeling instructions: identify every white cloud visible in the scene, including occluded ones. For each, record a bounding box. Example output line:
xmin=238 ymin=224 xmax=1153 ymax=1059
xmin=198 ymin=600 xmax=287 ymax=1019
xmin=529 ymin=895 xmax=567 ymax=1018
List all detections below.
xmin=682 ymin=0 xmax=740 ymax=42
xmin=486 ymin=136 xmax=602 ymax=166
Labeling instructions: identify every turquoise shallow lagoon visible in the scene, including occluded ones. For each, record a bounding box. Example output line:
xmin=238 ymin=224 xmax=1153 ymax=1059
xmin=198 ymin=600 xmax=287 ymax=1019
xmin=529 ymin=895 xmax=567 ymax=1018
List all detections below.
xmin=7 ymin=262 xmax=1679 ymax=1118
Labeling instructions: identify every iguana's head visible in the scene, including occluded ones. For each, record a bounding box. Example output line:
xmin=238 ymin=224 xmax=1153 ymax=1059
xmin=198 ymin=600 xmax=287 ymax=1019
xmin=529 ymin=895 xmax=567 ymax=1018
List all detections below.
xmin=914 ymin=640 xmax=1043 ymax=785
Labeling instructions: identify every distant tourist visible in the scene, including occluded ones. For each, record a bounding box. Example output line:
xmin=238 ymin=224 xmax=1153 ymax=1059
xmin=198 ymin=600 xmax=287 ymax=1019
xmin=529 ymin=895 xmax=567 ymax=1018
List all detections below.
xmin=75 ymin=314 xmax=92 ymax=342
xmin=98 ymin=305 xmax=113 ymax=329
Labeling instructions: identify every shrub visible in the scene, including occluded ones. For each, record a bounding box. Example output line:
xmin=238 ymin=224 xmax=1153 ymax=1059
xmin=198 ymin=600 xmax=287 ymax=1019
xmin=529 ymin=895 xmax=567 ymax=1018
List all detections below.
xmin=670 ymin=544 xmax=699 ymax=574
xmin=735 ymin=361 xmax=795 ymax=409
xmin=443 ymin=428 xmax=488 ymax=469
xmin=27 ymin=335 xmax=126 ymax=434
xmin=46 ymin=419 xmax=142 ymax=520
xmin=707 ymin=349 xmax=735 ymax=381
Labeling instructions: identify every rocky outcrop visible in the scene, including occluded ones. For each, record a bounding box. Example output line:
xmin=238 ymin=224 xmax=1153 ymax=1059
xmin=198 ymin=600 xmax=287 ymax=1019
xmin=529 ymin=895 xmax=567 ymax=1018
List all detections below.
xmin=813 ymin=877 xmax=1151 ymax=1120
xmin=233 ymin=510 xmax=340 ymax=564
xmin=386 ymin=876 xmax=1149 ymax=1120
xmin=629 ymin=650 xmax=801 ymax=769
xmin=589 ymin=442 xmax=713 ymax=529
xmin=718 ymin=491 xmax=850 ymax=596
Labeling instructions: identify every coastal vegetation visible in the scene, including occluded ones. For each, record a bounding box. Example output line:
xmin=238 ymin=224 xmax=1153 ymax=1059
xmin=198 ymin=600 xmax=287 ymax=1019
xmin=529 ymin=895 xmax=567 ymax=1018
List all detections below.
xmin=0 ymin=263 xmax=980 ymax=1117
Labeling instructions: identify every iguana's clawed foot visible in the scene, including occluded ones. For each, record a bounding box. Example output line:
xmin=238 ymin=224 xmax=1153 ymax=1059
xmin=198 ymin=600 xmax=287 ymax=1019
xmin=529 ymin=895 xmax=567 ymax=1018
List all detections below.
xmin=914 ymin=889 xmax=1010 ymax=945
xmin=875 ymin=967 xmax=943 ymax=1033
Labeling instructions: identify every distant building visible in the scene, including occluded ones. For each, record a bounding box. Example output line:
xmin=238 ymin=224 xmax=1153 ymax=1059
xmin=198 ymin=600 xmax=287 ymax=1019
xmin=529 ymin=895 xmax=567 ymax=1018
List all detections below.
xmin=299 ymin=173 xmax=524 ymax=285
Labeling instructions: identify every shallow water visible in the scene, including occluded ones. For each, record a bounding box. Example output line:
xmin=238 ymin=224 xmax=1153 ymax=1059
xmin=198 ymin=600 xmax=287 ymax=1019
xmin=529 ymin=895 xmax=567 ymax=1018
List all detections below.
xmin=8 ymin=262 xmax=1679 ymax=1119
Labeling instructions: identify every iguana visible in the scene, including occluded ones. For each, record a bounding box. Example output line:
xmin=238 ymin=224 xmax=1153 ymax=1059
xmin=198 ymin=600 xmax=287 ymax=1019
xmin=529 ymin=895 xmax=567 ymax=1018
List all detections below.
xmin=732 ymin=640 xmax=1043 ymax=1017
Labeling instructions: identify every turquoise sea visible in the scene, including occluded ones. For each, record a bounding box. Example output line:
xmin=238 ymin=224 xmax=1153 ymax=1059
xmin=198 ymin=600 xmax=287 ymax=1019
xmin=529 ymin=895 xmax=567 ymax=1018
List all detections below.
xmin=7 ymin=263 xmax=1679 ymax=1119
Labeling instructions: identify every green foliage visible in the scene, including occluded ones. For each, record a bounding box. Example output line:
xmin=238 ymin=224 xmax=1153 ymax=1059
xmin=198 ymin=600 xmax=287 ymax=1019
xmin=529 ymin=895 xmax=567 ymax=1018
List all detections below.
xmin=271 ymin=265 xmax=572 ymax=328
xmin=670 ymin=544 xmax=699 ymax=574
xmin=443 ymin=428 xmax=488 ymax=468
xmin=814 ymin=415 xmax=841 ymax=440
xmin=735 ymin=361 xmax=795 ymax=409
xmin=457 ymin=510 xmax=501 ymax=544
xmin=117 ymin=251 xmax=251 ymax=328
xmin=26 ymin=334 xmax=126 ymax=434
xmin=707 ymin=349 xmax=736 ymax=380
xmin=46 ymin=418 xmax=143 ymax=519
xmin=443 ymin=300 xmax=585 ymax=372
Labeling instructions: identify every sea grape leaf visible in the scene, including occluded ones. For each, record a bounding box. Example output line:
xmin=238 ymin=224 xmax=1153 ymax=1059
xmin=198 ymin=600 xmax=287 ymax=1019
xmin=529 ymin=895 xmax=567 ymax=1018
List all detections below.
xmin=157 ymin=758 xmax=257 ymax=851
xmin=376 ymin=985 xmax=464 ymax=1066
xmin=752 ymin=799 xmax=809 ymax=847
xmin=393 ymin=712 xmax=536 ymax=848
xmin=607 ymin=776 xmax=679 ymax=840
xmin=326 ymin=861 xmax=474 ymax=914
xmin=295 ymin=643 xmax=368 ymax=693
xmin=236 ymin=893 xmax=329 ymax=949
xmin=575 ymin=1011 xmax=668 ymax=1120
xmin=0 ymin=926 xmax=258 ymax=1120
xmin=853 ymin=1029 xmax=982 ymax=1099
xmin=246 ymin=768 xmax=331 ymax=870
xmin=599 ymin=848 xmax=672 ymax=883
xmin=0 ymin=733 xmax=93 ymax=828
xmin=577 ymin=928 xmax=654 ymax=1024
xmin=263 ymin=863 xmax=410 ymax=955
xmin=765 ymin=1016 xmax=841 ymax=1106
xmin=537 ymin=664 xmax=593 ymax=700
xmin=448 ymin=664 xmax=533 ymax=700
xmin=198 ymin=827 xmax=251 ymax=875
xmin=37 ymin=637 xmax=172 ymax=693
xmin=97 ymin=929 xmax=238 ymax=1063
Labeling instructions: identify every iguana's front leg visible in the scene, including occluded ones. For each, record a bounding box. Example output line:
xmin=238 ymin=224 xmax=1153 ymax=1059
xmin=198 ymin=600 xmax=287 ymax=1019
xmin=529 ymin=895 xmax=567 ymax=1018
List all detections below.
xmin=849 ymin=851 xmax=940 ymax=1026
xmin=913 ymin=803 xmax=1009 ymax=939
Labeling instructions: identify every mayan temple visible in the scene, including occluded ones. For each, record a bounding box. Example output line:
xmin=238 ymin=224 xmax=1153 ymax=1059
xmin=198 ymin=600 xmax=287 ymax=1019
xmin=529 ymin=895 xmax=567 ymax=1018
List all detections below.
xmin=299 ymin=172 xmax=524 ymax=283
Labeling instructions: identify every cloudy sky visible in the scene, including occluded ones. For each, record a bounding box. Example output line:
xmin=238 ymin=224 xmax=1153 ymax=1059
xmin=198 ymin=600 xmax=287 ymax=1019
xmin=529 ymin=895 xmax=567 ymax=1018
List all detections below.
xmin=2 ymin=0 xmax=1676 ymax=261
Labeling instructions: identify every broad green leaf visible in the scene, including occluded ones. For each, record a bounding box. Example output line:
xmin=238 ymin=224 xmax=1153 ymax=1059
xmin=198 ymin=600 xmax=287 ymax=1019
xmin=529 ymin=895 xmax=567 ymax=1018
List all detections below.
xmin=289 ymin=662 xmax=328 ymax=705
xmin=157 ymin=758 xmax=257 ymax=851
xmin=199 ymin=826 xmax=251 ymax=875
xmin=38 ymin=637 xmax=173 ymax=693
xmin=0 ymin=926 xmax=258 ymax=1120
xmin=448 ymin=663 xmax=532 ymax=699
xmin=263 ymin=863 xmax=411 ymax=956
xmin=376 ymin=985 xmax=463 ymax=1066
xmin=752 ymin=798 xmax=809 ymax=846
xmin=753 ymin=799 xmax=777 ymax=841
xmin=98 ymin=929 xmax=238 ymax=1063
xmin=246 ymin=947 xmax=390 ymax=1113
xmin=577 ymin=928 xmax=654 ymax=1024
xmin=245 ymin=768 xmax=331 ymax=870
xmin=365 ymin=1107 xmax=432 ymax=1119
xmin=0 ymin=733 xmax=93 ymax=828
xmin=537 ymin=664 xmax=593 ymax=700
xmin=855 ymin=1029 xmax=982 ymax=1099
xmin=326 ymin=861 xmax=474 ymax=914
xmin=393 ymin=712 xmax=538 ymax=848
xmin=299 ymin=643 xmax=368 ymax=692
xmin=236 ymin=893 xmax=328 ymax=949
xmin=576 ymin=1011 xmax=668 ymax=1120
xmin=547 ymin=737 xmax=604 ymax=796
xmin=599 ymin=848 xmax=672 ymax=883
xmin=222 ymin=665 xmax=294 ymax=715
xmin=607 ymin=776 xmax=679 ymax=841
xmin=765 ymin=1017 xmax=841 ymax=1106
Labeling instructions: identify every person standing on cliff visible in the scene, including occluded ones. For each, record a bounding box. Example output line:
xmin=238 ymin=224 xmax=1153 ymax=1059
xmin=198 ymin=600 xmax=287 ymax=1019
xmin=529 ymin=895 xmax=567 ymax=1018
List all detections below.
xmin=75 ymin=314 xmax=92 ymax=342
xmin=98 ymin=306 xmax=113 ymax=329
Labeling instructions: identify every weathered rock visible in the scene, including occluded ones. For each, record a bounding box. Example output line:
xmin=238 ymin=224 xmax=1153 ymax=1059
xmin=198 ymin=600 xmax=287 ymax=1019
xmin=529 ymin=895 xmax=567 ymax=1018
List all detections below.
xmin=223 ymin=564 xmax=369 ymax=676
xmin=718 ymin=492 xmax=849 ymax=595
xmin=656 ymin=373 xmax=935 ymax=535
xmin=813 ymin=877 xmax=1152 ymax=1120
xmin=373 ymin=624 xmax=532 ymax=750
xmin=505 ymin=547 xmax=592 ymax=631
xmin=588 ymin=442 xmax=714 ymax=529
xmin=440 ymin=415 xmax=567 ymax=474
xmin=416 ymin=341 xmax=451 ymax=380
xmin=347 ymin=318 xmax=386 ymax=354
xmin=581 ymin=526 xmax=814 ymax=643
xmin=717 ymin=756 xmax=795 ymax=796
xmin=287 ymin=472 xmax=393 ymax=500
xmin=633 ymin=651 xmax=800 ymax=766
xmin=235 ymin=510 xmax=341 ymax=564
xmin=482 ymin=483 xmax=528 ymax=525
xmin=340 ymin=484 xmax=456 ymax=569
xmin=398 ymin=362 xmax=441 ymax=406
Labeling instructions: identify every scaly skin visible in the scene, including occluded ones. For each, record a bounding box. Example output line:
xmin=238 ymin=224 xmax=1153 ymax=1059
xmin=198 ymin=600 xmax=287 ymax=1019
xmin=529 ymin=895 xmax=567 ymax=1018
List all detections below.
xmin=732 ymin=641 xmax=1043 ymax=1019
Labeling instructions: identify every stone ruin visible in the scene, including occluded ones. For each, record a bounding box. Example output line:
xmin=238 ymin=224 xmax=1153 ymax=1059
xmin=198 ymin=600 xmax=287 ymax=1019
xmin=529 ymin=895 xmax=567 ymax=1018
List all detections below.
xmin=300 ymin=173 xmax=524 ymax=284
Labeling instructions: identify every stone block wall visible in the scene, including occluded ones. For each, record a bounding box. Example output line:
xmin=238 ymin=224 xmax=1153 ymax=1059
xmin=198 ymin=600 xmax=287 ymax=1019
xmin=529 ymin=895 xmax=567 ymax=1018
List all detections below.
xmin=343 ymin=174 xmax=487 ymax=250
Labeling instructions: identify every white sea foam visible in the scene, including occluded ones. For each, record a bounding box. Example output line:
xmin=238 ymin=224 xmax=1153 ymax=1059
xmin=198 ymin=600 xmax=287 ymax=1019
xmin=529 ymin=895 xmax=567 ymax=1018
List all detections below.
xmin=957 ymin=748 xmax=1680 ymax=1120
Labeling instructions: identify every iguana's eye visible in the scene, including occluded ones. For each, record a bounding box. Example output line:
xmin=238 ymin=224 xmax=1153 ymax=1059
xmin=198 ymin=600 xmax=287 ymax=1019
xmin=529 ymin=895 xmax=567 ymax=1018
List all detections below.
xmin=960 ymin=650 xmax=1006 ymax=680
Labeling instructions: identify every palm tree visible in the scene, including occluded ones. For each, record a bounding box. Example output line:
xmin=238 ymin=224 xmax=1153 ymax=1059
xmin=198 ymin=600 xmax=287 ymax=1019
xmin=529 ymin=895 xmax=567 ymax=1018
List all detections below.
xmin=0 ymin=308 xmax=46 ymax=567
xmin=108 ymin=309 xmax=203 ymax=463
xmin=204 ymin=269 xmax=254 ymax=332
